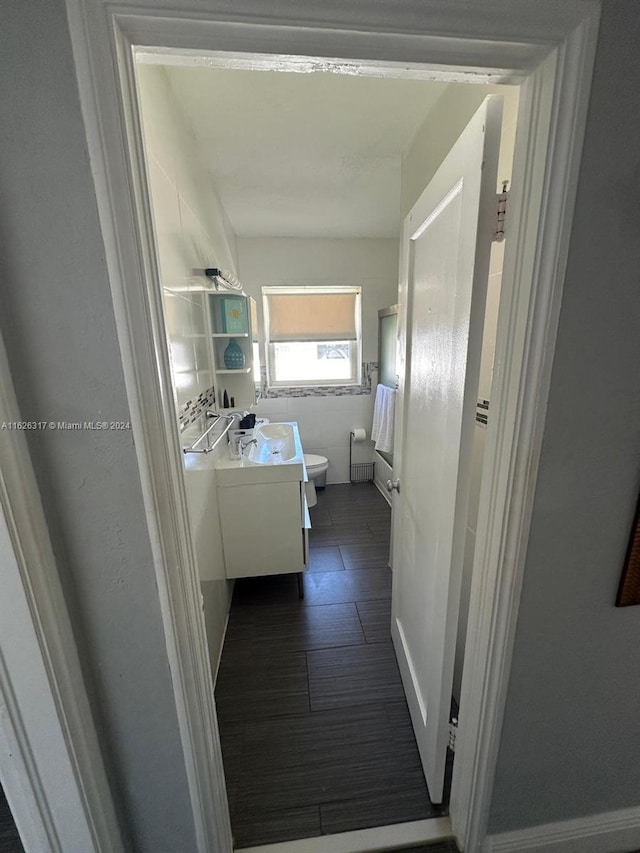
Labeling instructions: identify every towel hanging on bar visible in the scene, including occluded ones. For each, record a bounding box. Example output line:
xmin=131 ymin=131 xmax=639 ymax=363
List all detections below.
xmin=371 ymin=384 xmax=396 ymax=453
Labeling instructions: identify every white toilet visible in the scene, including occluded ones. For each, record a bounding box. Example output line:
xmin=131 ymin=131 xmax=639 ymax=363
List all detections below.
xmin=303 ymin=454 xmax=329 ymax=508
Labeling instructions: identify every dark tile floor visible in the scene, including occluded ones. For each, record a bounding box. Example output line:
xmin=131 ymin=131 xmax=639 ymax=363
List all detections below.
xmin=215 ymin=482 xmax=448 ymax=849
xmin=0 ymin=785 xmax=23 ymax=853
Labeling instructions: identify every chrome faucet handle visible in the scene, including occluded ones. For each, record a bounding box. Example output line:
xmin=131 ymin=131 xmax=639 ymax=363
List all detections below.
xmin=205 ymin=410 xmax=235 ymax=420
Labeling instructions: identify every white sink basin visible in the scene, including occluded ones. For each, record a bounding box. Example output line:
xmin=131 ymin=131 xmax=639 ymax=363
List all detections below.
xmin=215 ymin=421 xmax=306 ymax=486
xmin=245 ymin=423 xmax=298 ymax=465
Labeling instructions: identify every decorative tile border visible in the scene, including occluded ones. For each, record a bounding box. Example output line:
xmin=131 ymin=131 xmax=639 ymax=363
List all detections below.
xmin=180 ymin=383 xmax=488 ymax=427
xmin=178 ymin=385 xmax=216 ymax=430
xmin=259 ymin=362 xmax=377 ymax=398
xmin=475 ymin=398 xmax=490 ymax=426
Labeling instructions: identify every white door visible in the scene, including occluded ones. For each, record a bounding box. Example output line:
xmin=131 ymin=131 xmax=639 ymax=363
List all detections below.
xmin=390 ymin=97 xmax=502 ymax=804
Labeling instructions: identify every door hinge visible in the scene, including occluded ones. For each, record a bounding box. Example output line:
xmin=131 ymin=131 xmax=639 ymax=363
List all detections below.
xmin=448 ymin=717 xmax=458 ymax=752
xmin=494 ymin=181 xmax=510 ymax=242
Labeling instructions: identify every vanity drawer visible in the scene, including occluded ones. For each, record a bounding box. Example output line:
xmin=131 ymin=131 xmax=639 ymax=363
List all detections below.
xmin=218 ymin=480 xmax=305 ymax=578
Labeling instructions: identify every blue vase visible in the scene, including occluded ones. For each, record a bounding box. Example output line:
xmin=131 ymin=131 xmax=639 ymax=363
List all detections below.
xmin=223 ymin=338 xmax=245 ymax=369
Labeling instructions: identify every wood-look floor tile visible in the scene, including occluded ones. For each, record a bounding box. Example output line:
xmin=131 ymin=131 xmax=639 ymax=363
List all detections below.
xmin=322 ymin=483 xmax=384 ymax=499
xmin=223 ymin=601 xmax=366 ymax=655
xmin=327 ymin=505 xmax=391 ymax=525
xmin=385 ymin=698 xmax=416 ymax=732
xmin=382 ymin=843 xmax=458 ymax=853
xmin=367 ymin=511 xmax=392 ymax=527
xmin=384 ymin=697 xmax=449 ymax=793
xmin=309 ymin=521 xmax=373 ymax=546
xmin=308 ymin=506 xmax=332 ymax=527
xmin=339 ymin=541 xmax=390 ymax=570
xmin=215 ymin=651 xmax=309 ymax=723
xmin=321 ymin=486 xmax=389 ymax=510
xmin=324 ymin=495 xmax=390 ymax=511
xmin=235 ymin=704 xmax=424 ymax=812
xmin=217 ymin=483 xmax=445 ymax=846
xmin=308 ymin=545 xmax=345 ymax=573
xmin=319 ymin=484 xmax=376 ymax=502
xmin=320 ymin=783 xmax=442 ymax=835
xmin=367 ymin=512 xmax=391 ymax=538
xmin=308 ymin=642 xmax=404 ymax=710
xmin=356 ymin=598 xmax=392 ymax=643
xmin=231 ymin=573 xmax=299 ymax=608
xmin=216 ymin=719 xmax=243 ymax=813
xmin=326 ymin=496 xmax=389 ymax=511
xmin=302 ymin=567 xmax=391 ymax=605
xmin=230 ymin=804 xmax=321 ymax=848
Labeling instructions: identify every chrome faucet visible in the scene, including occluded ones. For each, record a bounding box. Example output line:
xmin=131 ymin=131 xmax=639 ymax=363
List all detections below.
xmin=239 ymin=437 xmax=257 ymax=453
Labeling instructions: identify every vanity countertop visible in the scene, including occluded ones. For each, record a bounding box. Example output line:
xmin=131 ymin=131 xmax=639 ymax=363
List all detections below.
xmin=215 ymin=421 xmax=307 ymax=486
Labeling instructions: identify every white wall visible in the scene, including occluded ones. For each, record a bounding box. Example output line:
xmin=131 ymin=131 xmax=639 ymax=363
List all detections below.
xmin=401 ymin=83 xmax=519 ymax=221
xmin=137 ymin=65 xmax=238 ymax=410
xmin=137 ymin=65 xmax=234 ymax=670
xmin=238 ymin=237 xmax=399 ymax=482
xmin=0 ymin=3 xmax=197 ymax=849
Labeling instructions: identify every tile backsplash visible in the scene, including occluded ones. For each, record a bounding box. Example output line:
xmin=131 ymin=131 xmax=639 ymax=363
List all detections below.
xmin=178 ymin=385 xmax=217 ymax=430
xmin=259 ymin=362 xmax=377 ymax=399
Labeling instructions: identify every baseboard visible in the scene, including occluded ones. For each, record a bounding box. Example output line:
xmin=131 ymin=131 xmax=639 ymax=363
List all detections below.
xmin=213 ymin=610 xmax=230 ymax=685
xmin=373 ymin=449 xmax=392 ymax=506
xmin=212 ymin=579 xmax=234 ymax=685
xmin=374 ymin=478 xmax=392 ymax=506
xmin=484 ymin=805 xmax=640 ymax=853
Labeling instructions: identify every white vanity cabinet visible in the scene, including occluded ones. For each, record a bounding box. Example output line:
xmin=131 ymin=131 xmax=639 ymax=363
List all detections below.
xmin=217 ymin=479 xmax=309 ymax=579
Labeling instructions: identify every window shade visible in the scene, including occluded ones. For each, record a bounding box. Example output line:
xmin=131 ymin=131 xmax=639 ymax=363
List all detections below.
xmin=266 ymin=291 xmax=358 ymax=342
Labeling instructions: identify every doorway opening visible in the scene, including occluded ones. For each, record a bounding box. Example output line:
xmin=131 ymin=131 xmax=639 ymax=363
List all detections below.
xmin=133 ymin=56 xmax=518 ymax=849
xmin=62 ymin=3 xmax=597 ymax=850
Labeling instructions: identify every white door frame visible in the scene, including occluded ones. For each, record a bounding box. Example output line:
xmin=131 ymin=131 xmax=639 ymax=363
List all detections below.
xmin=0 ymin=334 xmax=123 ymax=852
xmin=60 ymin=1 xmax=600 ymax=851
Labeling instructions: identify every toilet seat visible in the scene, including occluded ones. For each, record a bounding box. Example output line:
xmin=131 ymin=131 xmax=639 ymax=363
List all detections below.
xmin=304 ymin=453 xmax=329 ymax=474
xmin=303 ymin=454 xmax=328 ymax=508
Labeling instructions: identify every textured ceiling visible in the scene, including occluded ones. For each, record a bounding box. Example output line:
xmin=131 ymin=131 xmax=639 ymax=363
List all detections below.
xmin=165 ymin=66 xmax=448 ymax=239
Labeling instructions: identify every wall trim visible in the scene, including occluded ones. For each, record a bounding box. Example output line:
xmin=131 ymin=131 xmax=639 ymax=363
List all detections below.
xmin=449 ymin=5 xmax=600 ymax=851
xmin=0 ymin=334 xmax=123 ymax=851
xmin=62 ymin=1 xmax=601 ymax=851
xmin=484 ymin=805 xmax=640 ymax=853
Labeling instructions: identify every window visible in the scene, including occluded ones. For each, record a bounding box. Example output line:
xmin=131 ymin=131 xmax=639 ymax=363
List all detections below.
xmin=262 ymin=286 xmax=362 ymax=387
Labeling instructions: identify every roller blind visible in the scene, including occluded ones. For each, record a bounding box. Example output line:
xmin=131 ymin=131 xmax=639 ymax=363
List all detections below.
xmin=264 ymin=288 xmax=359 ymax=342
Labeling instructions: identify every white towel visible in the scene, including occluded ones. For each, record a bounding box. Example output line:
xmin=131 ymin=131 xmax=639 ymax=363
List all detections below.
xmin=371 ymin=384 xmax=396 ymax=453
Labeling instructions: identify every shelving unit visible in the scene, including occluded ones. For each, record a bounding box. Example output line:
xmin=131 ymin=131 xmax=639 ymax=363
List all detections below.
xmin=206 ymin=291 xmax=258 ymax=411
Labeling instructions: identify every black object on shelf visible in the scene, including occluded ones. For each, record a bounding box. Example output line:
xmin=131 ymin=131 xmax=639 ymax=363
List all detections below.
xmin=223 ymin=389 xmax=229 ymax=408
